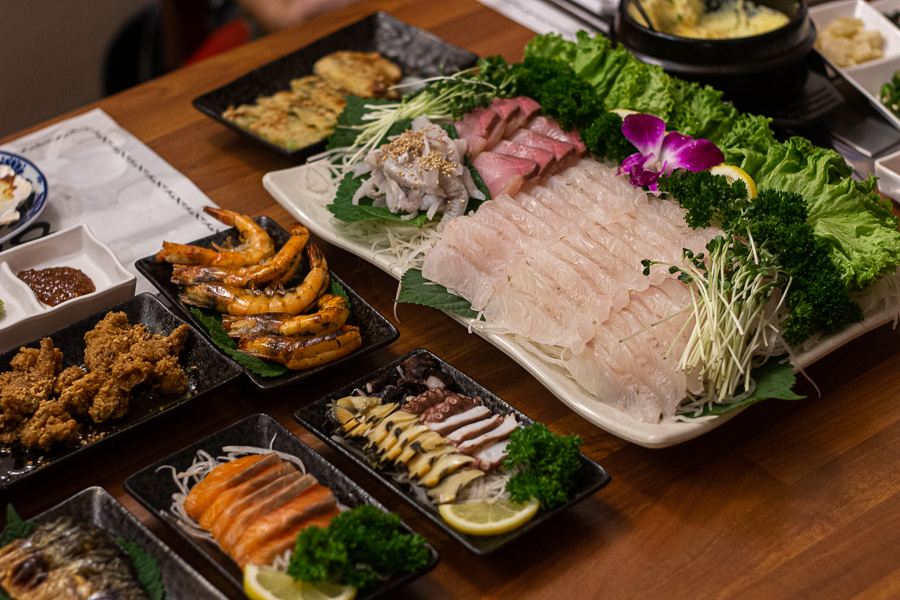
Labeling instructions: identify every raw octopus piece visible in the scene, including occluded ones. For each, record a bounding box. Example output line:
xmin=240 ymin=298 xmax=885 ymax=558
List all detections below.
xmin=420 ymin=392 xmax=482 ymax=423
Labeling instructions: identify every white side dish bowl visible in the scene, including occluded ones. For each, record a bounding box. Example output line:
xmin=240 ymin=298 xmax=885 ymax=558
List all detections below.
xmin=875 ymin=146 xmax=900 ymax=200
xmin=0 ymin=150 xmax=49 ymax=245
xmin=810 ymin=0 xmax=900 ymax=131
xmin=0 ymin=224 xmax=136 ymax=352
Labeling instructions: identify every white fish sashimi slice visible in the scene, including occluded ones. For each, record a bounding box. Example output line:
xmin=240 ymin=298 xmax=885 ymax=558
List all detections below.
xmin=471 ymin=202 xmax=536 ymax=254
xmin=545 ymin=239 xmax=629 ymax=311
xmin=563 ymin=230 xmax=649 ymax=297
xmin=421 ymin=245 xmax=503 ymax=312
xmin=439 ymin=214 xmax=519 ymax=272
xmin=526 ymin=246 xmax=612 ymax=325
xmin=558 ymin=164 xmax=639 ymax=220
xmin=485 ymin=195 xmax=561 ymax=242
xmin=511 ymin=191 xmax=572 ymax=231
xmin=601 ymin=310 xmax=687 ymax=419
xmin=482 ymin=285 xmax=589 ymax=354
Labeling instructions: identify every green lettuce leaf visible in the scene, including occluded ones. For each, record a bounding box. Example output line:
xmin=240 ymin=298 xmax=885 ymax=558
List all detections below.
xmin=735 ymin=137 xmax=900 ymax=290
xmin=188 ymin=307 xmax=288 ymax=377
xmin=397 ymin=269 xmax=479 ymax=319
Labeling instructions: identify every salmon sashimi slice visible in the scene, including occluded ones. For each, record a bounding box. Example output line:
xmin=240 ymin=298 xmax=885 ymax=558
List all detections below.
xmin=238 ymin=507 xmax=341 ymax=568
xmin=230 ymin=484 xmax=336 ymax=563
xmin=184 ymin=453 xmax=279 ymax=519
xmin=220 ymin=473 xmax=318 ymax=552
xmin=199 ymin=461 xmax=296 ymax=530
xmin=210 ymin=470 xmax=307 ymax=541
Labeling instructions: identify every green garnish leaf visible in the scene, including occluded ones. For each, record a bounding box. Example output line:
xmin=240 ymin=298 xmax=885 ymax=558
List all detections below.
xmin=503 ymin=424 xmax=584 ymax=509
xmin=0 ymin=505 xmax=35 ymax=547
xmin=691 ymin=357 xmax=805 ymax=417
xmin=287 ymin=505 xmax=430 ymax=589
xmin=326 ymin=97 xmax=396 ymax=152
xmin=397 ymin=269 xmax=480 ymax=319
xmin=327 ymin=171 xmax=430 ymax=226
xmin=118 ymin=537 xmax=166 ymax=600
xmin=188 ymin=307 xmax=288 ymax=377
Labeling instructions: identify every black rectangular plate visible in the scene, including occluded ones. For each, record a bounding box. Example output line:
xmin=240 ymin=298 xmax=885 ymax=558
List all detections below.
xmin=29 ymin=486 xmax=230 ymax=600
xmin=135 ymin=216 xmax=400 ymax=390
xmin=0 ymin=293 xmax=243 ymax=488
xmin=192 ymin=11 xmax=479 ymax=160
xmin=124 ymin=413 xmax=439 ymax=598
xmin=293 ymin=348 xmax=612 ymax=555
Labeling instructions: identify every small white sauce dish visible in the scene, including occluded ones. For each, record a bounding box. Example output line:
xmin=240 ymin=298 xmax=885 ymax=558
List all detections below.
xmin=875 ymin=146 xmax=900 ymax=201
xmin=0 ymin=224 xmax=136 ymax=352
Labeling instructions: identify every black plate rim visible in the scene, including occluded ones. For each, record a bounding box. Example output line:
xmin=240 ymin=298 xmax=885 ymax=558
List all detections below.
xmin=124 ymin=412 xmax=439 ymax=599
xmin=135 ymin=216 xmax=400 ymax=390
xmin=0 ymin=292 xmax=243 ymax=490
xmin=293 ymin=348 xmax=612 ymax=555
xmin=191 ymin=11 xmax=479 ymax=160
xmin=28 ymin=486 xmax=230 ymax=599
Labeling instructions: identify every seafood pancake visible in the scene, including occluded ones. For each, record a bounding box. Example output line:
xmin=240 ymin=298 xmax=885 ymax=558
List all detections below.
xmin=0 ymin=517 xmax=148 ymax=600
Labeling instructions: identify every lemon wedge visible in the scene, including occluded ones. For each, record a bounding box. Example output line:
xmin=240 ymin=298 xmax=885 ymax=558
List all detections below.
xmin=709 ymin=164 xmax=757 ymax=199
xmin=610 ymin=108 xmax=638 ymax=119
xmin=244 ymin=565 xmax=357 ymax=600
xmin=438 ymin=498 xmax=540 ymax=536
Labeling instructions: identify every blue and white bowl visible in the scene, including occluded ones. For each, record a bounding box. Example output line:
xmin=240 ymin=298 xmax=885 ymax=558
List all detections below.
xmin=0 ymin=150 xmax=48 ymax=245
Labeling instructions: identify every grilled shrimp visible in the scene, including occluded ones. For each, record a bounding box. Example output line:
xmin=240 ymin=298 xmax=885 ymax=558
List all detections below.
xmin=221 ymin=293 xmax=349 ymax=337
xmin=178 ymin=244 xmax=329 ymax=315
xmin=237 ymin=325 xmax=362 ymax=370
xmin=156 ymin=207 xmax=275 ymax=266
xmin=171 ymin=223 xmax=309 ymax=287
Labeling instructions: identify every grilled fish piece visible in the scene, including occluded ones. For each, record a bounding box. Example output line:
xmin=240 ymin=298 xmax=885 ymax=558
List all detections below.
xmin=0 ymin=517 xmax=148 ymax=600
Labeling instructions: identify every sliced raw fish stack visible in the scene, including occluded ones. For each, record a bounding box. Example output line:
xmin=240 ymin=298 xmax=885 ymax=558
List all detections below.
xmin=423 ymin=157 xmax=720 ymax=422
xmin=454 ymin=95 xmax=587 ymax=197
xmin=183 ymin=453 xmax=339 ymax=568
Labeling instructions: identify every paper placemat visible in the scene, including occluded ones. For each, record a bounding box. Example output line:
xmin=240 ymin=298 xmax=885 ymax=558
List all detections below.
xmin=0 ymin=108 xmax=226 ymax=295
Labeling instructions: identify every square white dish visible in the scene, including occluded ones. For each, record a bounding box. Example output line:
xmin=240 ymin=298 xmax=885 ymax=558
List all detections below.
xmin=0 ymin=224 xmax=136 ymax=352
xmin=874 ymin=145 xmax=900 ymax=199
xmin=263 ymin=162 xmax=900 ymax=448
xmin=810 ymin=0 xmax=900 ymax=131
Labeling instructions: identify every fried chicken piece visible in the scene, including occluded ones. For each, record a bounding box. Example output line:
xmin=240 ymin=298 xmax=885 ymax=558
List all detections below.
xmin=18 ymin=399 xmax=79 ymax=451
xmin=83 ymin=312 xmax=148 ymax=373
xmin=0 ymin=338 xmax=59 ymax=423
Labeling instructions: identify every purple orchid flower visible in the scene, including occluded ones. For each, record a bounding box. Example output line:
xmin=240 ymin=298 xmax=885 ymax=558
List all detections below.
xmin=619 ymin=114 xmax=724 ymax=191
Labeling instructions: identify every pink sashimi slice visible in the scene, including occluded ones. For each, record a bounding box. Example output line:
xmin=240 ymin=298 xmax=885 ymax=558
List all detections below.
xmin=493 ymin=140 xmax=557 ymax=180
xmin=488 ymin=97 xmax=523 ymax=137
xmin=472 ymin=151 xmax=538 ymax=198
xmin=526 ymin=116 xmax=587 ymax=154
xmin=454 ymin=107 xmax=502 ymax=159
xmin=513 ymin=96 xmax=542 ymax=124
xmin=508 ymin=129 xmax=577 ymax=172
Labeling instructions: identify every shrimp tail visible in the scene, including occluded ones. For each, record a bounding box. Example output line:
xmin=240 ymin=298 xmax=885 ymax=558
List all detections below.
xmin=221 ymin=294 xmax=349 ymax=337
xmin=238 ymin=326 xmax=361 ymax=370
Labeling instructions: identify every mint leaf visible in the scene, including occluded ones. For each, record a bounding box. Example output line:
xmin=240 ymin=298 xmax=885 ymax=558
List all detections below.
xmin=188 ymin=307 xmax=288 ymax=377
xmin=118 ymin=538 xmax=165 ymax=600
xmin=692 ymin=357 xmax=804 ymax=417
xmin=1 ymin=504 xmax=35 ymax=547
xmin=397 ymin=269 xmax=480 ymax=319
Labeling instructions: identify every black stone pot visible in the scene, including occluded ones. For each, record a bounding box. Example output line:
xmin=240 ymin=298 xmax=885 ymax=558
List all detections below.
xmin=613 ymin=0 xmax=817 ymax=114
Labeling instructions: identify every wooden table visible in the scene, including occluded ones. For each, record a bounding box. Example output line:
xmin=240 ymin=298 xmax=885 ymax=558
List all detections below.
xmin=5 ymin=1 xmax=900 ymax=598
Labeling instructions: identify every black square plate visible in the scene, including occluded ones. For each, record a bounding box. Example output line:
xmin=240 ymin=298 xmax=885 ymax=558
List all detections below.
xmin=26 ymin=486 xmax=229 ymax=600
xmin=124 ymin=413 xmax=439 ymax=598
xmin=135 ymin=216 xmax=400 ymax=390
xmin=293 ymin=348 xmax=612 ymax=555
xmin=192 ymin=11 xmax=479 ymax=160
xmin=0 ymin=293 xmax=243 ymax=488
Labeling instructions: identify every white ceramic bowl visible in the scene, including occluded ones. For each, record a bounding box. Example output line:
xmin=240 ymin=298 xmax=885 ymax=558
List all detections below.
xmin=0 ymin=224 xmax=136 ymax=352
xmin=875 ymin=146 xmax=900 ymax=200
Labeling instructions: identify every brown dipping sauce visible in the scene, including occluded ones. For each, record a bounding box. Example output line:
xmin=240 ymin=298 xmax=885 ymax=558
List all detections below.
xmin=17 ymin=267 xmax=96 ymax=307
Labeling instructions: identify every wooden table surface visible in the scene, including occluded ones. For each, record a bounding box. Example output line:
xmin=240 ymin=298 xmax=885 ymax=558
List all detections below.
xmin=4 ymin=1 xmax=900 ymax=598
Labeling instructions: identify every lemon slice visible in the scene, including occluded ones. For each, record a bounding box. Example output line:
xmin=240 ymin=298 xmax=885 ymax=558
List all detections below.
xmin=244 ymin=565 xmax=357 ymax=600
xmin=709 ymin=164 xmax=757 ymax=199
xmin=438 ymin=498 xmax=540 ymax=536
xmin=610 ymin=108 xmax=638 ymax=119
